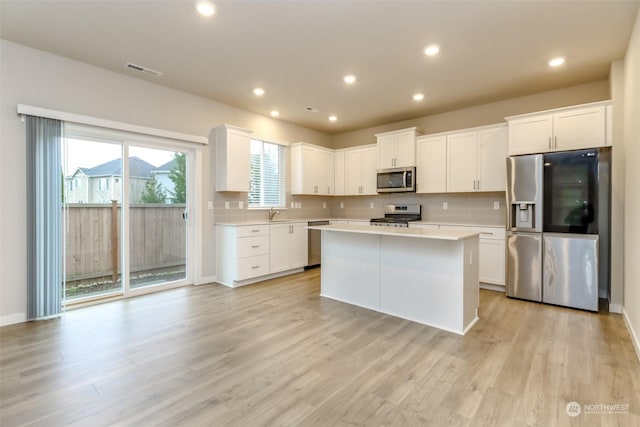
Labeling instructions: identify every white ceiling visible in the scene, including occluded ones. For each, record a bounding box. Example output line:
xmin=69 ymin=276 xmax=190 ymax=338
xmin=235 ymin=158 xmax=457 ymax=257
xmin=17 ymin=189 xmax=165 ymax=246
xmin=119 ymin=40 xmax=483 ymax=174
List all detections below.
xmin=1 ymin=0 xmax=638 ymax=134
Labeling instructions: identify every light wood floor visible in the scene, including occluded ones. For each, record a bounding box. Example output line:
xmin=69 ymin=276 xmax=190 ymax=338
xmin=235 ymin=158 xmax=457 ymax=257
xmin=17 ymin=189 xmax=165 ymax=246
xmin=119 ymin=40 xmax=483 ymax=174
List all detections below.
xmin=1 ymin=269 xmax=639 ymax=426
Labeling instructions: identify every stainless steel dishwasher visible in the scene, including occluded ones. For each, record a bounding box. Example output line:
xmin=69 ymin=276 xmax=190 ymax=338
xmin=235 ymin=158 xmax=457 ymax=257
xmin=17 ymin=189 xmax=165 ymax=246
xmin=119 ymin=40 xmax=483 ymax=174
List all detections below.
xmin=307 ymin=220 xmax=330 ymax=268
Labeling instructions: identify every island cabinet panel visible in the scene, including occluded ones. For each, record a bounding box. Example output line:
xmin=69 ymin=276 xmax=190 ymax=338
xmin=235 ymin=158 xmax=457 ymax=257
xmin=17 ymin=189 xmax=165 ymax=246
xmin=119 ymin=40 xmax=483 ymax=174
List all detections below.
xmin=317 ymin=225 xmax=480 ymax=335
xmin=380 ymin=236 xmax=464 ymax=332
xmin=320 ymin=231 xmax=381 ymax=311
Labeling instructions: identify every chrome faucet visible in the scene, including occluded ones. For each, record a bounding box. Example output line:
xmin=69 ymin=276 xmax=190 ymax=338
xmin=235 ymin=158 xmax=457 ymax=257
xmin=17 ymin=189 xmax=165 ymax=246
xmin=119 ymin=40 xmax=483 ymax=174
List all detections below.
xmin=269 ymin=207 xmax=281 ymax=221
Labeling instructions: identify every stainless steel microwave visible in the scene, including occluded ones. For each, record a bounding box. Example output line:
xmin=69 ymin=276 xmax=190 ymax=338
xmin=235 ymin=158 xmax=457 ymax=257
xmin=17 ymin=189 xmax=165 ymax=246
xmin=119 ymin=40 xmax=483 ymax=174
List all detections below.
xmin=376 ymin=167 xmax=416 ymax=193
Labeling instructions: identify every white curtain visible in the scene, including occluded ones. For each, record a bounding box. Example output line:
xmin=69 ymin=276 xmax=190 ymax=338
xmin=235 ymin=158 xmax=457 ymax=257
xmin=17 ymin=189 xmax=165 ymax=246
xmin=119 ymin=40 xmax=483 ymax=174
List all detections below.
xmin=26 ymin=115 xmax=63 ymax=320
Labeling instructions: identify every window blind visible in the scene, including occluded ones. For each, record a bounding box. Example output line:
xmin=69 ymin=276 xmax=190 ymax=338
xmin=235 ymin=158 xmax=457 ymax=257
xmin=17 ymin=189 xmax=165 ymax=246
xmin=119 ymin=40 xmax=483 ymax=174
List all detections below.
xmin=249 ymin=139 xmax=286 ymax=208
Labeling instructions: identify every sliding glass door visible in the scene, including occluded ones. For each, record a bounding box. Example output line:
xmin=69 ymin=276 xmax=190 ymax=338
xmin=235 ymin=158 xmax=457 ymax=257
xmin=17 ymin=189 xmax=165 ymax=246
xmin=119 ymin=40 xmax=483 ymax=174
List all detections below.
xmin=63 ymin=138 xmax=124 ymax=300
xmin=128 ymin=146 xmax=187 ymax=289
xmin=62 ymin=131 xmax=192 ymax=303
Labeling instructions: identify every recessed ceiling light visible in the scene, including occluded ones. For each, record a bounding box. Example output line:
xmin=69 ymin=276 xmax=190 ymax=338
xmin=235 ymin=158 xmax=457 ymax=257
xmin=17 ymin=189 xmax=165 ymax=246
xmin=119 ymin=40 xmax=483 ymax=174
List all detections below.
xmin=548 ymin=57 xmax=565 ymax=67
xmin=343 ymin=75 xmax=356 ymax=84
xmin=253 ymin=88 xmax=265 ymax=96
xmin=195 ymin=0 xmax=215 ymax=17
xmin=424 ymin=45 xmax=440 ymax=56
xmin=270 ymin=110 xmax=280 ymax=117
xmin=328 ymin=115 xmax=337 ymax=122
xmin=413 ymin=93 xmax=424 ymax=101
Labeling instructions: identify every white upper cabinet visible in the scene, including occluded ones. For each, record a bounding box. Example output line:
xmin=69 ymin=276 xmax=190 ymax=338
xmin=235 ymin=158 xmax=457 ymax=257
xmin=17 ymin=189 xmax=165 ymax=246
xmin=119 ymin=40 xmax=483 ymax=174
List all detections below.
xmin=507 ymin=102 xmax=609 ymax=155
xmin=507 ymin=114 xmax=553 ymax=155
xmin=343 ymin=145 xmax=377 ymax=195
xmin=446 ymin=131 xmax=478 ymax=192
xmin=290 ymin=143 xmax=334 ymax=195
xmin=446 ymin=125 xmax=508 ymax=193
xmin=375 ymin=127 xmax=419 ymax=168
xmin=334 ymin=151 xmax=345 ymax=195
xmin=416 ymin=135 xmax=447 ymax=193
xmin=477 ymin=126 xmax=508 ymax=191
xmin=553 ymin=106 xmax=606 ymax=151
xmin=212 ymin=124 xmax=252 ymax=192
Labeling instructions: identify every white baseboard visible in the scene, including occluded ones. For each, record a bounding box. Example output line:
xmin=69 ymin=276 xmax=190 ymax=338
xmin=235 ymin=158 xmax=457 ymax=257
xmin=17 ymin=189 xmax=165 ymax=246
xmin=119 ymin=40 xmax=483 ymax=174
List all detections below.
xmin=1 ymin=312 xmax=26 ymax=327
xmin=479 ymin=283 xmax=505 ymax=293
xmin=622 ymin=308 xmax=640 ymax=363
xmin=609 ymin=303 xmax=623 ymax=314
xmin=196 ymin=275 xmax=217 ymax=286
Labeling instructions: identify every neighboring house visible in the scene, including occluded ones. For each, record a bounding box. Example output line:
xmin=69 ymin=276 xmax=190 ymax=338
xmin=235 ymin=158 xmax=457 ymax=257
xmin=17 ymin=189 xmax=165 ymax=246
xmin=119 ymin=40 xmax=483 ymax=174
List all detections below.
xmin=152 ymin=158 xmax=176 ymax=202
xmin=65 ymin=157 xmax=167 ymax=203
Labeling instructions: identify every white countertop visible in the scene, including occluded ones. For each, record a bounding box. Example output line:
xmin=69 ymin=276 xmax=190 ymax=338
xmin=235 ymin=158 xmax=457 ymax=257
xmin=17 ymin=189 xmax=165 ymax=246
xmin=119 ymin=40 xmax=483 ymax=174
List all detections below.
xmin=309 ymin=224 xmax=480 ymax=241
xmin=216 ymin=219 xmax=504 ymax=228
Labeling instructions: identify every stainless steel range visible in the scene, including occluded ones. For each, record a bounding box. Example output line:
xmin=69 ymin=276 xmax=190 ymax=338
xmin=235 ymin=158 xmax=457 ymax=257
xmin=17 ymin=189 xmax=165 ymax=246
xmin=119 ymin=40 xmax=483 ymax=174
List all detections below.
xmin=370 ymin=204 xmax=421 ymax=227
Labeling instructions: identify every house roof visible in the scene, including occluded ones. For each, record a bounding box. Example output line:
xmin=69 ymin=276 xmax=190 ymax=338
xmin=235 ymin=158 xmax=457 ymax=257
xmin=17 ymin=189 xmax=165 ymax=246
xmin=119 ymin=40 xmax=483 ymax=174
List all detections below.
xmin=74 ymin=157 xmax=158 ymax=179
xmin=155 ymin=158 xmax=176 ymax=172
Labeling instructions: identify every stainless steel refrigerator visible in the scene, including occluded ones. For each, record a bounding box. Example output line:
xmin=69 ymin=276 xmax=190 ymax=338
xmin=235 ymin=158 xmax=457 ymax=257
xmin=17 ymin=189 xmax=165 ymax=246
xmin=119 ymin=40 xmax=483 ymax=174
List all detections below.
xmin=506 ymin=147 xmax=611 ymax=311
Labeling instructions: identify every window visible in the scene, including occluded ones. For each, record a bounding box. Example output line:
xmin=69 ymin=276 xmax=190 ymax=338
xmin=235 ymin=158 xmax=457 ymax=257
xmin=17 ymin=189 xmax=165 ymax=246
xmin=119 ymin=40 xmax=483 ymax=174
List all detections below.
xmin=98 ymin=177 xmax=110 ymax=191
xmin=249 ymin=139 xmax=286 ymax=208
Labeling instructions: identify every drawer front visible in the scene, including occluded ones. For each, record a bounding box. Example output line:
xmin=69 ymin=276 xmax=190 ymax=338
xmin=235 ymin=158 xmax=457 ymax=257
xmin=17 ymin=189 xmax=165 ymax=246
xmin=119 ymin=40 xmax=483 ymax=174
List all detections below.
xmin=237 ymin=225 xmax=269 ymax=238
xmin=473 ymin=227 xmax=506 ymax=240
xmin=237 ymin=235 xmax=269 ymax=257
xmin=237 ymin=254 xmax=270 ymax=280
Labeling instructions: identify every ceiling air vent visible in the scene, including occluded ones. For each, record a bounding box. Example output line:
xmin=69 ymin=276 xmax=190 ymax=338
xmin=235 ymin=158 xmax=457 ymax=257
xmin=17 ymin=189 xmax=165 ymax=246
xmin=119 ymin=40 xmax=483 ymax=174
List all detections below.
xmin=125 ymin=62 xmax=162 ymax=77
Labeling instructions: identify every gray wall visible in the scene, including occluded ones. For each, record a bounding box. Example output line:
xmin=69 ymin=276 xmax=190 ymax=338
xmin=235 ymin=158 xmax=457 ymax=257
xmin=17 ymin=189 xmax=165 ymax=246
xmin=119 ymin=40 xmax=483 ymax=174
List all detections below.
xmin=0 ymin=40 xmax=330 ymax=325
xmin=331 ymin=80 xmax=610 ymax=149
xmin=622 ymin=9 xmax=640 ymax=359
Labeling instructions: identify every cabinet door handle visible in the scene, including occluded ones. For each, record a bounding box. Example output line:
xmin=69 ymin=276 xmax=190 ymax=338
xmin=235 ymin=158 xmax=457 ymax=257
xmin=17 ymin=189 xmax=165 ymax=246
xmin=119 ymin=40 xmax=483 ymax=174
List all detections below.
xmin=476 ymin=179 xmax=480 ymax=190
xmin=251 ymin=229 xmax=260 ymax=233
xmin=251 ymin=265 xmax=260 ymax=269
xmin=480 ymin=232 xmax=493 ymax=236
xmin=554 ymin=136 xmax=557 ymax=149
xmin=251 ymin=245 xmax=260 ymax=248
xmin=548 ymin=137 xmax=551 ymax=150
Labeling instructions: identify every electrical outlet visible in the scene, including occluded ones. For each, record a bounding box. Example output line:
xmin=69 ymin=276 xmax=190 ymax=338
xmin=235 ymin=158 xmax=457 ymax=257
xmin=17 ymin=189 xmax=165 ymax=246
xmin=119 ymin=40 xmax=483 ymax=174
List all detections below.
xmin=323 ymin=202 xmax=326 ymax=209
xmin=238 ymin=201 xmax=244 ymax=209
xmin=291 ymin=201 xmax=295 ymax=208
xmin=369 ymin=202 xmax=374 ymax=209
xmin=340 ymin=202 xmax=344 ymax=209
xmin=493 ymin=201 xmax=500 ymax=210
xmin=224 ymin=201 xmax=230 ymax=210
xmin=207 ymin=201 xmax=213 ymax=210
xmin=443 ymin=202 xmax=448 ymax=210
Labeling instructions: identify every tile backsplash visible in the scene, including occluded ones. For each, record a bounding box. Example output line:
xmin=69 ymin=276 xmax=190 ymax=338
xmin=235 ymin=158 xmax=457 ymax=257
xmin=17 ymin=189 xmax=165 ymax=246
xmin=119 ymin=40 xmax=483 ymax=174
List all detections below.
xmin=331 ymin=192 xmax=506 ymax=225
xmin=214 ymin=189 xmax=506 ymax=226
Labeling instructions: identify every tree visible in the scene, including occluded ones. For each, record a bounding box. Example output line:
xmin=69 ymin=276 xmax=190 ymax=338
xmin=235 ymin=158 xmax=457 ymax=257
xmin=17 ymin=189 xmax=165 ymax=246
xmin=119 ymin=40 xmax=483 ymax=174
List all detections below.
xmin=169 ymin=152 xmax=186 ymax=203
xmin=141 ymin=175 xmax=167 ymax=203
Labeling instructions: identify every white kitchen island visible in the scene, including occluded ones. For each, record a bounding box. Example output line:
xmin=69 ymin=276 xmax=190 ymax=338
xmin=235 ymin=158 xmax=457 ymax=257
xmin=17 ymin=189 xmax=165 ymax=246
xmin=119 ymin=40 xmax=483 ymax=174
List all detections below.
xmin=310 ymin=224 xmax=480 ymax=335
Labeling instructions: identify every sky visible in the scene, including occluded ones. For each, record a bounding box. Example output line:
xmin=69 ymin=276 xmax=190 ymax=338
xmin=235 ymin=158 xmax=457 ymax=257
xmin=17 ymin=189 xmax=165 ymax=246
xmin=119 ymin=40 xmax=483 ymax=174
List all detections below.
xmin=62 ymin=138 xmax=177 ymax=176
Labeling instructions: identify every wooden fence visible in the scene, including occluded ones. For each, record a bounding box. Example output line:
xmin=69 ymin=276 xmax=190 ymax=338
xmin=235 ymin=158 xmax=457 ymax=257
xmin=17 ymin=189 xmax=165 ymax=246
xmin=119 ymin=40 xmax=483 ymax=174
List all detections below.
xmin=65 ymin=203 xmax=186 ymax=281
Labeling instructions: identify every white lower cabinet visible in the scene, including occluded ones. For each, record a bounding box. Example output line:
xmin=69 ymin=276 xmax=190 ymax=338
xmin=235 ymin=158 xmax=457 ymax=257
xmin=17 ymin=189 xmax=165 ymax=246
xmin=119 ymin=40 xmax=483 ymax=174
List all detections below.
xmin=412 ymin=223 xmax=505 ymax=288
xmin=270 ymin=222 xmax=308 ymax=273
xmin=216 ymin=222 xmax=308 ymax=287
xmin=216 ymin=224 xmax=271 ymax=286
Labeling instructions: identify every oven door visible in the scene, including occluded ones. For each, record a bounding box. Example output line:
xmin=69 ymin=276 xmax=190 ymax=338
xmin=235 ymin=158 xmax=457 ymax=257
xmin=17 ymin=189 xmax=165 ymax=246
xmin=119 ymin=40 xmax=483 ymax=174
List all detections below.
xmin=376 ymin=167 xmax=415 ymax=193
